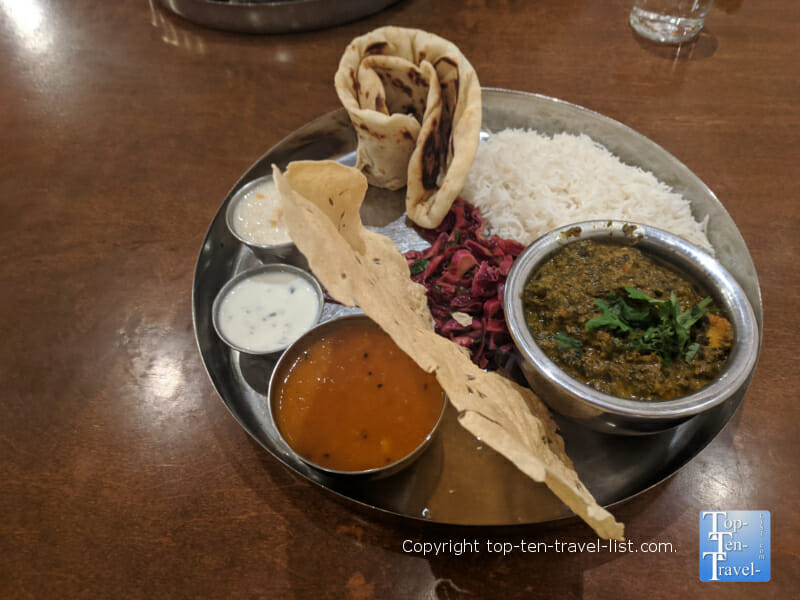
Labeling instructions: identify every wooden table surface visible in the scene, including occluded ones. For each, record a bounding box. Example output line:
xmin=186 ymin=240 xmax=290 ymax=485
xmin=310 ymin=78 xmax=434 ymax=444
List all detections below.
xmin=2 ymin=0 xmax=798 ymax=597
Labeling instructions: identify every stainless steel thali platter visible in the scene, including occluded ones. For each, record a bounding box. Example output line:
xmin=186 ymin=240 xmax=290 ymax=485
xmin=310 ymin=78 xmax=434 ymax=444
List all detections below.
xmin=192 ymin=88 xmax=763 ymax=526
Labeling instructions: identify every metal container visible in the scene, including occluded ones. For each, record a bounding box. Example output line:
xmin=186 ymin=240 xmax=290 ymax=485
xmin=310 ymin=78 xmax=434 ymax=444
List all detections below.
xmin=267 ymin=314 xmax=447 ymax=480
xmin=224 ymin=176 xmax=309 ymax=268
xmin=160 ymin=0 xmax=402 ymax=34
xmin=504 ymin=221 xmax=760 ymax=435
xmin=212 ymin=263 xmax=323 ymax=357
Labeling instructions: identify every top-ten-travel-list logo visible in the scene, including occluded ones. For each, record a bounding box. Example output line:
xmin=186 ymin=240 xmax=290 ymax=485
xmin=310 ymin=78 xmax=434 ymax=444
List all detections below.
xmin=699 ymin=510 xmax=770 ymax=582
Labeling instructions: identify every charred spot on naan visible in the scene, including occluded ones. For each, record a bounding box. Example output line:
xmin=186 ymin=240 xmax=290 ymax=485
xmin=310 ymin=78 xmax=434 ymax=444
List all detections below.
xmin=365 ymin=41 xmax=390 ymax=55
xmin=350 ymin=70 xmax=360 ymax=95
xmin=389 ymin=76 xmax=414 ymax=98
xmin=421 ymin=124 xmax=441 ymax=190
xmin=407 ymin=67 xmax=428 ymax=89
xmin=433 ymin=56 xmax=459 ymax=165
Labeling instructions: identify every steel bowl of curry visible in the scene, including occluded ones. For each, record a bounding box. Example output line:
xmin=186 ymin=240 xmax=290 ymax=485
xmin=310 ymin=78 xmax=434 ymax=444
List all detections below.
xmin=267 ymin=313 xmax=447 ymax=479
xmin=504 ymin=221 xmax=759 ymax=435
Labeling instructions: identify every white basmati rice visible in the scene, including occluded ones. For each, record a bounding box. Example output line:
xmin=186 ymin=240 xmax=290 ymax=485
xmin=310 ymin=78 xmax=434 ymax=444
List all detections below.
xmin=460 ymin=129 xmax=712 ymax=252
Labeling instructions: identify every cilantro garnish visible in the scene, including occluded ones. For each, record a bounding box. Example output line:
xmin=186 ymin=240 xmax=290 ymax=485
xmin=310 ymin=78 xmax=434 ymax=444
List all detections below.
xmin=553 ymin=331 xmax=582 ymax=350
xmin=685 ymin=342 xmax=701 ymax=363
xmin=410 ymin=258 xmax=430 ymax=275
xmin=585 ymin=286 xmax=711 ymax=365
xmin=445 ymin=230 xmax=462 ymax=248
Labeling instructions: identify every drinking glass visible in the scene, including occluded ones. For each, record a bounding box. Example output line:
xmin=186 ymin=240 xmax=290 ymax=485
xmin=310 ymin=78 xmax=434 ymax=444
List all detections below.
xmin=630 ymin=0 xmax=714 ymax=43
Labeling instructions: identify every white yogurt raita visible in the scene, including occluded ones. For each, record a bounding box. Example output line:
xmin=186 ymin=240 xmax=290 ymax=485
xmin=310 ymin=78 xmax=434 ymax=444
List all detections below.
xmin=216 ymin=271 xmax=320 ymax=353
xmin=231 ymin=179 xmax=292 ymax=246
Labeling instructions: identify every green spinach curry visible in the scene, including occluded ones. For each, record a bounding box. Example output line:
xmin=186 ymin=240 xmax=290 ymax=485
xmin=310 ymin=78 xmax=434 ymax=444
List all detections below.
xmin=522 ymin=240 xmax=733 ymax=401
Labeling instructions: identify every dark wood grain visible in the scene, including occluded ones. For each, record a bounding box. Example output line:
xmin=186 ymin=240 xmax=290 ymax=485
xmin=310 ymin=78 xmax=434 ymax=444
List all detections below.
xmin=2 ymin=0 xmax=798 ymax=597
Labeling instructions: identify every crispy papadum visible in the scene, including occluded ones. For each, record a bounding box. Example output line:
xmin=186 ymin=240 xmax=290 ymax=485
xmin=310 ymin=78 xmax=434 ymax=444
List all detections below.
xmin=334 ymin=26 xmax=482 ymax=229
xmin=273 ymin=160 xmax=624 ymax=541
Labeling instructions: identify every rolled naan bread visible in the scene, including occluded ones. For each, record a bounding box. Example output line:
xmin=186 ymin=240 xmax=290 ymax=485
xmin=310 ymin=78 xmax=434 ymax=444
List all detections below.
xmin=334 ymin=27 xmax=482 ymax=228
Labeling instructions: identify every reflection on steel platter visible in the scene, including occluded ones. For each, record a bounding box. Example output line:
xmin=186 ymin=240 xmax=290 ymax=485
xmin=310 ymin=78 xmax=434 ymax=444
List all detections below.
xmin=192 ymin=88 xmax=762 ymax=526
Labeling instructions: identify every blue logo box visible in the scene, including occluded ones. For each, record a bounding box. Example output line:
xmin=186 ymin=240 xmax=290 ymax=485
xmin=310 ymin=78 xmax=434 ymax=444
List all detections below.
xmin=699 ymin=510 xmax=770 ymax=582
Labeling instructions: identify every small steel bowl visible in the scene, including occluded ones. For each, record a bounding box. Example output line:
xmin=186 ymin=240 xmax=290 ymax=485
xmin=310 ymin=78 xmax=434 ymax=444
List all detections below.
xmin=225 ymin=176 xmax=307 ymax=268
xmin=267 ymin=314 xmax=448 ymax=480
xmin=212 ymin=263 xmax=323 ymax=358
xmin=504 ymin=221 xmax=760 ymax=435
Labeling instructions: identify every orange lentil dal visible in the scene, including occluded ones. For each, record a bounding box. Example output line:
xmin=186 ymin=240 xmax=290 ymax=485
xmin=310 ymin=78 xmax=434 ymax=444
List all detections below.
xmin=273 ymin=317 xmax=445 ymax=472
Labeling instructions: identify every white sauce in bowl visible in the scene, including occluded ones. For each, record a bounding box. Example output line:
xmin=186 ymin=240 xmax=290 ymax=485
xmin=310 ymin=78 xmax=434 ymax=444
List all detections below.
xmin=231 ymin=179 xmax=292 ymax=246
xmin=216 ymin=270 xmax=320 ymax=353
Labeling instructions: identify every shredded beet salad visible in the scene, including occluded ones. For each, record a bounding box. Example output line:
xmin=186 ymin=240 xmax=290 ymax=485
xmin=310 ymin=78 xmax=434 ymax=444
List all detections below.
xmin=404 ymin=198 xmax=525 ymax=371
